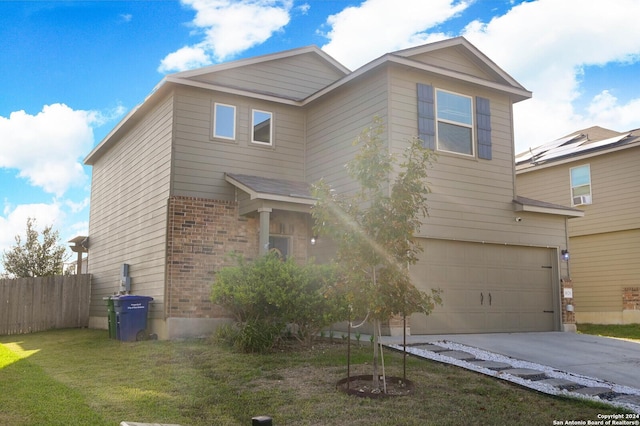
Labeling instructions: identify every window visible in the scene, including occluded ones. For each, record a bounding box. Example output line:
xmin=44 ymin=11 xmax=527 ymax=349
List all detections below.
xmin=252 ymin=109 xmax=272 ymax=145
xmin=268 ymin=236 xmax=289 ymax=259
xmin=436 ymin=89 xmax=473 ymax=155
xmin=570 ymin=164 xmax=592 ymax=206
xmin=213 ymin=103 xmax=236 ymax=140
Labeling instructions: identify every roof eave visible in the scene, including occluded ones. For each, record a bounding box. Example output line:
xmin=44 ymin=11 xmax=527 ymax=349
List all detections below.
xmin=172 ymin=45 xmax=350 ymax=79
xmin=513 ymin=201 xmax=584 ymax=218
xmin=224 ymin=174 xmax=316 ymax=205
xmin=164 ymin=76 xmax=302 ymax=105
xmin=516 ymin=140 xmax=640 ymax=174
xmin=303 ymin=54 xmax=531 ymax=106
xmin=84 ymin=79 xmax=172 ymax=165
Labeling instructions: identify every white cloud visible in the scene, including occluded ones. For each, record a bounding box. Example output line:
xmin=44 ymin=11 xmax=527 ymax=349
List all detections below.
xmin=158 ymin=0 xmax=293 ymax=73
xmin=319 ymin=0 xmax=640 ymax=152
xmin=459 ymin=0 xmax=640 ymax=151
xmin=159 ymin=45 xmax=212 ymax=72
xmin=321 ymin=0 xmax=470 ymax=70
xmin=0 ymin=104 xmax=98 ymax=196
xmin=65 ymin=197 xmax=90 ymax=214
xmin=0 ymin=202 xmax=65 ymax=259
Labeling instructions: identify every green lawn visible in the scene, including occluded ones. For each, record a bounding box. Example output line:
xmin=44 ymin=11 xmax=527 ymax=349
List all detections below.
xmin=578 ymin=323 xmax=640 ymax=342
xmin=0 ymin=328 xmax=631 ymax=426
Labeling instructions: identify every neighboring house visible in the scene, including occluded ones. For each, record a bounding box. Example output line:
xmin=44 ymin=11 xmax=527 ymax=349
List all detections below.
xmin=516 ymin=126 xmax=640 ymax=325
xmin=84 ymin=37 xmax=582 ymax=339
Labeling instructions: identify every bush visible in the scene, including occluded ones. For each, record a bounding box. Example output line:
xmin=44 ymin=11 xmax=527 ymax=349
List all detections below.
xmin=211 ymin=252 xmax=346 ymax=352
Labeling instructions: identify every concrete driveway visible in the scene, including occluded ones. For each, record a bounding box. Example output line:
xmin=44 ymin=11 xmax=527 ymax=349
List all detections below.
xmin=381 ymin=332 xmax=640 ymax=389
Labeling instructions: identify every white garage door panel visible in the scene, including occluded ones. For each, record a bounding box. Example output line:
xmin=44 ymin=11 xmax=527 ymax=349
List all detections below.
xmin=410 ymin=239 xmax=557 ymax=334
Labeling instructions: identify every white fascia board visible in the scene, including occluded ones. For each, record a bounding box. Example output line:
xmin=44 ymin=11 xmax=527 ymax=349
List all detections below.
xmin=516 ymin=140 xmax=640 ymax=174
xmin=304 ymin=55 xmax=532 ymax=105
xmin=224 ymin=175 xmax=316 ymax=205
xmin=171 ymin=45 xmax=350 ymax=79
xmin=514 ymin=203 xmax=585 ymax=217
xmin=164 ymin=76 xmax=301 ymax=106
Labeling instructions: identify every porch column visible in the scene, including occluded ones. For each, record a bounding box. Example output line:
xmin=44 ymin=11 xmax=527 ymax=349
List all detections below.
xmin=258 ymin=207 xmax=272 ymax=256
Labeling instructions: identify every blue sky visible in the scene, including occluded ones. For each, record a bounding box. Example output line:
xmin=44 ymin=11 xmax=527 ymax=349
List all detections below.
xmin=2 ymin=0 xmax=640 ymax=267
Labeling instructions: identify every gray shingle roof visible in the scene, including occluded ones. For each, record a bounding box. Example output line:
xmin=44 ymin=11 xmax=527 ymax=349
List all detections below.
xmin=225 ymin=173 xmax=314 ymax=200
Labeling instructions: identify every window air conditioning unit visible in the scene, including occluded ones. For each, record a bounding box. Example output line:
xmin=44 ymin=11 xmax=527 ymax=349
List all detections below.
xmin=573 ymin=195 xmax=592 ymax=205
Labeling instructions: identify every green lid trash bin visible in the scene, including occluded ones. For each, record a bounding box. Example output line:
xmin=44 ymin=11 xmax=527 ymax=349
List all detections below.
xmin=104 ymin=296 xmax=117 ymax=339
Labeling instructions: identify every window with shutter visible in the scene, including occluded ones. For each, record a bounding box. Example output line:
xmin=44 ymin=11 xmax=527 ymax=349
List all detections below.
xmin=476 ymin=97 xmax=492 ymax=160
xmin=417 ymin=85 xmax=492 ymax=159
xmin=436 ymin=89 xmax=473 ymax=156
xmin=417 ymin=83 xmax=435 ymax=150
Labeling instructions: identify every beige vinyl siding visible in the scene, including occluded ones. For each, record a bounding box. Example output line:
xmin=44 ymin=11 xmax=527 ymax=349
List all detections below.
xmin=570 ymin=229 xmax=640 ymax=313
xmin=517 ymin=147 xmax=640 ymax=237
xmin=172 ymin=87 xmax=305 ymax=200
xmin=87 ymin=94 xmax=173 ymax=320
xmin=385 ymin=67 xmax=556 ymax=245
xmin=306 ymin=67 xmax=390 ymax=192
xmin=407 ymin=47 xmax=494 ymax=80
xmin=192 ymin=52 xmax=345 ymax=100
xmin=516 ymin=144 xmax=640 ymax=323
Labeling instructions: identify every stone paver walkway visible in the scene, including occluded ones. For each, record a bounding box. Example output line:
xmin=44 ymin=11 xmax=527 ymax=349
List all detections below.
xmin=387 ymin=342 xmax=640 ymax=414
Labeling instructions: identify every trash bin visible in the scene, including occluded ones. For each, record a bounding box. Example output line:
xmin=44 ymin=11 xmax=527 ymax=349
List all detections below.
xmin=113 ymin=295 xmax=154 ymax=342
xmin=104 ymin=296 xmax=117 ymax=339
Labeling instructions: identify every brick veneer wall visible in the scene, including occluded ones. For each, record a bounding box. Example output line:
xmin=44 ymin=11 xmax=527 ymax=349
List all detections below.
xmin=623 ymin=287 xmax=640 ymax=310
xmin=166 ymin=196 xmax=259 ymax=318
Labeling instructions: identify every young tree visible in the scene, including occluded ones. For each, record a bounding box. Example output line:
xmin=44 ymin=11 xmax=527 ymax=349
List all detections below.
xmin=1 ymin=218 xmax=69 ymax=278
xmin=311 ymin=117 xmax=442 ymax=390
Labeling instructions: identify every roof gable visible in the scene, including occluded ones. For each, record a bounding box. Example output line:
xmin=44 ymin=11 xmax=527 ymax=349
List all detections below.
xmin=393 ymin=37 xmax=527 ymax=93
xmin=169 ymin=46 xmax=349 ymax=101
xmin=307 ymin=37 xmax=531 ymax=105
xmin=516 ymin=126 xmax=640 ymax=171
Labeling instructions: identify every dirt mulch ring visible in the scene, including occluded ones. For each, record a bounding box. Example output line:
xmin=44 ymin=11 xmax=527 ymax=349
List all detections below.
xmin=337 ymin=375 xmax=414 ymax=398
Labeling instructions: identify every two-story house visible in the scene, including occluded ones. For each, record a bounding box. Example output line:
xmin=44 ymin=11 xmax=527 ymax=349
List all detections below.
xmin=516 ymin=126 xmax=640 ymax=325
xmin=84 ymin=37 xmax=582 ymax=339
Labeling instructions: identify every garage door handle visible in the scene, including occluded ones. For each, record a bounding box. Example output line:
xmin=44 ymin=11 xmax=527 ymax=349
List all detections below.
xmin=488 ymin=292 xmax=492 ymax=306
xmin=543 ymin=310 xmax=554 ymax=313
xmin=480 ymin=292 xmax=484 ymax=305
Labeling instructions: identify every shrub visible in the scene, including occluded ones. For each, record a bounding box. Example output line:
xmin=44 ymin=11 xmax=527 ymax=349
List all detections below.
xmin=211 ymin=252 xmax=346 ymax=352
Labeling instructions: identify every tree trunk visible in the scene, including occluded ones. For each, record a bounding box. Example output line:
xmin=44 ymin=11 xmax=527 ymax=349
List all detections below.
xmin=372 ymin=318 xmax=379 ymax=389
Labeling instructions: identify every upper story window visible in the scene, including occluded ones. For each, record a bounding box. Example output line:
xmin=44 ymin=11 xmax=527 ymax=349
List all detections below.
xmin=417 ymin=83 xmax=492 ymax=160
xmin=570 ymin=164 xmax=592 ymax=206
xmin=252 ymin=109 xmax=272 ymax=145
xmin=213 ymin=103 xmax=236 ymax=140
xmin=436 ymin=89 xmax=473 ymax=156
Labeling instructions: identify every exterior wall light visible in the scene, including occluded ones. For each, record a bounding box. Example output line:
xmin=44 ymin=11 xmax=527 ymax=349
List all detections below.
xmin=310 ymin=236 xmax=317 ymax=245
xmin=561 ymin=249 xmax=570 ymax=261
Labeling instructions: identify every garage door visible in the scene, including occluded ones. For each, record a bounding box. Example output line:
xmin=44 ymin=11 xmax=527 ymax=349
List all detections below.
xmin=410 ymin=239 xmax=558 ymax=334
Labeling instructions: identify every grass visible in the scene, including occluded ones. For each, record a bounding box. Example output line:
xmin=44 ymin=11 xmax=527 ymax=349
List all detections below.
xmin=578 ymin=323 xmax=640 ymax=342
xmin=0 ymin=328 xmax=632 ymax=426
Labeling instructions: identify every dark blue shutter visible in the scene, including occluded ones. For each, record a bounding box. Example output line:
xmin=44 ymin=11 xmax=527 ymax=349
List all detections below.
xmin=417 ymin=83 xmax=435 ymax=150
xmin=476 ymin=97 xmax=492 ymax=160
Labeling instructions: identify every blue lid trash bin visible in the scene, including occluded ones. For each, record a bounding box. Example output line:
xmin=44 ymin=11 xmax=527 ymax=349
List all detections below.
xmin=112 ymin=295 xmax=154 ymax=341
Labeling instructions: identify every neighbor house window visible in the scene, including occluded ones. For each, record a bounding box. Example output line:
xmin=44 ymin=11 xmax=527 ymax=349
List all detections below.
xmin=436 ymin=89 xmax=473 ymax=156
xmin=570 ymin=164 xmax=592 ymax=206
xmin=213 ymin=103 xmax=236 ymax=140
xmin=252 ymin=109 xmax=272 ymax=145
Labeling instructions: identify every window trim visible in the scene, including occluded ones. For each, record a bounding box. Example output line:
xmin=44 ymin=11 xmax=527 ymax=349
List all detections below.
xmin=268 ymin=235 xmax=290 ymax=259
xmin=570 ymin=164 xmax=592 ymax=206
xmin=212 ymin=102 xmax=236 ymax=141
xmin=251 ymin=109 xmax=273 ymax=146
xmin=435 ymin=89 xmax=474 ymax=157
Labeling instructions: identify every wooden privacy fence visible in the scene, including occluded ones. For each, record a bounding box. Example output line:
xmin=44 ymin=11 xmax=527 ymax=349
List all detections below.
xmin=0 ymin=274 xmax=91 ymax=335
